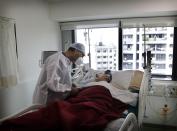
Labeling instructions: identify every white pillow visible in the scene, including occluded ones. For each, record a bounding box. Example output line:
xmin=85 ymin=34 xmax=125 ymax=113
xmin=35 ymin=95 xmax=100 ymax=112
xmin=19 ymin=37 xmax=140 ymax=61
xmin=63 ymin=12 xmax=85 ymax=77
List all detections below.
xmin=111 ymin=70 xmax=134 ymax=90
xmin=129 ymin=70 xmax=144 ymax=90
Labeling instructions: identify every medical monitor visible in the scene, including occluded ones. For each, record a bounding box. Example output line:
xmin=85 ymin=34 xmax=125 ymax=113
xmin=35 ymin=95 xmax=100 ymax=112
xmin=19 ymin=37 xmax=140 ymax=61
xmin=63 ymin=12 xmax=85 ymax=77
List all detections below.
xmin=41 ymin=51 xmax=57 ymax=65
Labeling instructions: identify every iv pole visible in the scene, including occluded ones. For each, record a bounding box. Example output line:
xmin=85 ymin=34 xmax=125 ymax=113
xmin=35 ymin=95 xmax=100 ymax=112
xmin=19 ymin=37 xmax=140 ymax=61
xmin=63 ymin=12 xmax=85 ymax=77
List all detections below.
xmin=143 ymin=25 xmax=147 ymax=69
xmin=142 ymin=25 xmax=152 ymax=90
xmin=88 ymin=29 xmax=91 ymax=67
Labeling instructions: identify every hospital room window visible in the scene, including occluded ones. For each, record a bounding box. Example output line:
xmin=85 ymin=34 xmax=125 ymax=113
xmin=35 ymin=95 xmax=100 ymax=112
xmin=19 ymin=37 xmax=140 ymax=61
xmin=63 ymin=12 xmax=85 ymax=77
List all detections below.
xmin=75 ymin=28 xmax=118 ymax=71
xmin=61 ymin=18 xmax=177 ymax=79
xmin=122 ymin=27 xmax=174 ymax=76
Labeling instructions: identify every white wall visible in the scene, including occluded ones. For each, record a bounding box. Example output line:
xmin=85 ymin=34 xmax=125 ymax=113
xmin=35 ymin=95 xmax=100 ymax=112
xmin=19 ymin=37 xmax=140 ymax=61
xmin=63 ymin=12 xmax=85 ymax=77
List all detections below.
xmin=49 ymin=0 xmax=177 ymax=21
xmin=0 ymin=0 xmax=61 ymax=83
xmin=0 ymin=0 xmax=60 ymax=118
xmin=0 ymin=81 xmax=36 ymax=118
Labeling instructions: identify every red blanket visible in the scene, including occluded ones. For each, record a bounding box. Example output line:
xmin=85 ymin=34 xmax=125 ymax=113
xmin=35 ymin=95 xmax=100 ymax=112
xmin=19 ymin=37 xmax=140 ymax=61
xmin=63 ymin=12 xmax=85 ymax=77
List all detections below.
xmin=0 ymin=85 xmax=128 ymax=131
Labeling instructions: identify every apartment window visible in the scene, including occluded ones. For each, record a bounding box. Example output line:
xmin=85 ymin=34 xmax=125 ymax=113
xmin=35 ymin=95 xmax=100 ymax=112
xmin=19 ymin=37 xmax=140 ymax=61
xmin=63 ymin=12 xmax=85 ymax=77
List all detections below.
xmin=147 ymin=44 xmax=155 ymax=51
xmin=170 ymin=44 xmax=173 ymax=48
xmin=137 ymin=35 xmax=139 ymax=42
xmin=156 ymin=44 xmax=166 ymax=51
xmin=123 ymin=54 xmax=133 ymax=60
xmin=103 ymin=49 xmax=107 ymax=52
xmin=156 ymin=54 xmax=166 ymax=61
xmin=123 ymin=44 xmax=133 ymax=51
xmin=136 ymin=44 xmax=139 ymax=51
xmin=154 ymin=64 xmax=166 ymax=69
xmin=123 ymin=62 xmax=133 ymax=69
xmin=169 ymin=54 xmax=173 ymax=59
xmin=136 ymin=63 xmax=139 ymax=69
xmin=97 ymin=50 xmax=101 ymax=53
xmin=136 ymin=54 xmax=139 ymax=60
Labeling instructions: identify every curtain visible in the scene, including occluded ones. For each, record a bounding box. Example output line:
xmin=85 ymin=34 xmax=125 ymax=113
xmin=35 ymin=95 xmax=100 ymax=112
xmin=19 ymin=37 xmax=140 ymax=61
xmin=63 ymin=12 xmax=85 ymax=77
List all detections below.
xmin=0 ymin=17 xmax=18 ymax=89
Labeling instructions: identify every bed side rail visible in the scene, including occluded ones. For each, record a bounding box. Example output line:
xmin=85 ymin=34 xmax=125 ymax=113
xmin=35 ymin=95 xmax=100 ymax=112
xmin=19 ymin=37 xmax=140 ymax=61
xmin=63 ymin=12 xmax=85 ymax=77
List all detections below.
xmin=119 ymin=113 xmax=138 ymax=131
xmin=0 ymin=104 xmax=44 ymax=123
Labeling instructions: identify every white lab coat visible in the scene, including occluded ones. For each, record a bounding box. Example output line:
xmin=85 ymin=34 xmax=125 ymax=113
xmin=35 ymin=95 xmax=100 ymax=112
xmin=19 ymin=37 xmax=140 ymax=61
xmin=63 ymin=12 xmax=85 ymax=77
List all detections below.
xmin=33 ymin=52 xmax=72 ymax=105
xmin=78 ymin=69 xmax=96 ymax=87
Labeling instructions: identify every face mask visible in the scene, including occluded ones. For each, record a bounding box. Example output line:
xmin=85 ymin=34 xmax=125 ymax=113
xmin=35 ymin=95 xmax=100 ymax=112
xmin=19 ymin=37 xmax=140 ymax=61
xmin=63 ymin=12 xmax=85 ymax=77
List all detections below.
xmin=75 ymin=57 xmax=83 ymax=65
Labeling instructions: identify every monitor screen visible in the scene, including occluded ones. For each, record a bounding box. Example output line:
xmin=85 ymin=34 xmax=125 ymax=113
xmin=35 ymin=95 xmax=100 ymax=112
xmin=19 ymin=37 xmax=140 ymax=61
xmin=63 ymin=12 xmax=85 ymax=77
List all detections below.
xmin=41 ymin=51 xmax=57 ymax=64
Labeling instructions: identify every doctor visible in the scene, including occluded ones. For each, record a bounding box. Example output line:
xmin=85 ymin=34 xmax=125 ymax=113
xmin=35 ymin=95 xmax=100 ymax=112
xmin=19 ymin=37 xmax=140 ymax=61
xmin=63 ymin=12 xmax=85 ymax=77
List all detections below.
xmin=33 ymin=43 xmax=85 ymax=105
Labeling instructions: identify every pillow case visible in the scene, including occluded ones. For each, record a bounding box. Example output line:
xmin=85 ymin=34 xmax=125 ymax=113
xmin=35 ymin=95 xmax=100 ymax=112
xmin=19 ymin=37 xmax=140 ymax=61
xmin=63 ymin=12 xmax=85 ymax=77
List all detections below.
xmin=111 ymin=70 xmax=144 ymax=91
xmin=129 ymin=70 xmax=144 ymax=91
xmin=111 ymin=70 xmax=134 ymax=90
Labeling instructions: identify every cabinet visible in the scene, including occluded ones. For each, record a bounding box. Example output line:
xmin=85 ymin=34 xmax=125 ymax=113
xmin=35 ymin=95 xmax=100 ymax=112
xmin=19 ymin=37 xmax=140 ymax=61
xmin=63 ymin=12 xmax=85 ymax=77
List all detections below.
xmin=142 ymin=80 xmax=177 ymax=130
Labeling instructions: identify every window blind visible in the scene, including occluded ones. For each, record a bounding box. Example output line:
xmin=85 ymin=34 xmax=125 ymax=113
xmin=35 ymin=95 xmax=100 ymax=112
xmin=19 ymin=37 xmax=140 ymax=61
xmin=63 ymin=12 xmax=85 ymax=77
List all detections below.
xmin=60 ymin=16 xmax=177 ymax=30
xmin=121 ymin=16 xmax=177 ymax=28
xmin=60 ymin=19 xmax=119 ymax=30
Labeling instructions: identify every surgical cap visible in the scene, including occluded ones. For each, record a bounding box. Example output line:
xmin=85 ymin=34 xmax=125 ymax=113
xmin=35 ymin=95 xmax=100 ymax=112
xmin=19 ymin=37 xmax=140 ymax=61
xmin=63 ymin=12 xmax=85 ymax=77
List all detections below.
xmin=69 ymin=43 xmax=85 ymax=56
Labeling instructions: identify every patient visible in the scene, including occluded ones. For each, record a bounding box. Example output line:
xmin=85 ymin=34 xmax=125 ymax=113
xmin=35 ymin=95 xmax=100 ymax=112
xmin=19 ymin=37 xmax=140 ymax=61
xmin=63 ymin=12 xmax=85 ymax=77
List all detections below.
xmin=70 ymin=70 xmax=112 ymax=97
xmin=73 ymin=69 xmax=111 ymax=87
xmin=0 ymin=70 xmax=128 ymax=131
xmin=84 ymin=70 xmax=138 ymax=107
xmin=95 ymin=70 xmax=112 ymax=83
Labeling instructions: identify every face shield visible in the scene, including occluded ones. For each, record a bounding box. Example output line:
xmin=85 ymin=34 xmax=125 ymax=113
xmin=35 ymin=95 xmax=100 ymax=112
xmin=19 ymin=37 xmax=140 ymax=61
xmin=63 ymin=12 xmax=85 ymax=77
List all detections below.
xmin=75 ymin=57 xmax=83 ymax=65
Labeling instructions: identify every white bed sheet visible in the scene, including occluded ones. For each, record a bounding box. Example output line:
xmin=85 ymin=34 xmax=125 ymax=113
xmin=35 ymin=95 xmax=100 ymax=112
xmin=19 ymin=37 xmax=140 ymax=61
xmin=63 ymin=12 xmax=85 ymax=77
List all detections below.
xmin=85 ymin=81 xmax=138 ymax=107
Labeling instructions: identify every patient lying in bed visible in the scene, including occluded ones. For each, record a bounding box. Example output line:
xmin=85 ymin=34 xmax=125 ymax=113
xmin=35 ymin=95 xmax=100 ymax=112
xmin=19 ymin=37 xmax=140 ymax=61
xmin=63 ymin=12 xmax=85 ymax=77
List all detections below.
xmin=0 ymin=71 xmax=138 ymax=131
xmin=78 ymin=69 xmax=138 ymax=107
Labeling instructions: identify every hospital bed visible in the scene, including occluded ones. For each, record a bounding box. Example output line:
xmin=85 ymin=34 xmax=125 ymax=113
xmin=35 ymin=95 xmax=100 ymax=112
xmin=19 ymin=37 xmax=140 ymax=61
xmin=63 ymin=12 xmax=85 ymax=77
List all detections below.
xmin=0 ymin=68 xmax=149 ymax=131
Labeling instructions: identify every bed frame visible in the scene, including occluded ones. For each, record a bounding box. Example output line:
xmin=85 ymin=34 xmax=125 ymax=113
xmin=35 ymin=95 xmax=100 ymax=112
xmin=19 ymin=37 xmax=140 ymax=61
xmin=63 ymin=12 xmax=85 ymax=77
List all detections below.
xmin=0 ymin=104 xmax=139 ymax=131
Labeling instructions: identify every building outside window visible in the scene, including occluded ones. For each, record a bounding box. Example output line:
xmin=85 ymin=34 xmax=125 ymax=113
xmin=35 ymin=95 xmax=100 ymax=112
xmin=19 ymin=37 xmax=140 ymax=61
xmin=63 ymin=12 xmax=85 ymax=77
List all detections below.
xmin=76 ymin=28 xmax=118 ymax=71
xmin=122 ymin=27 xmax=174 ymax=75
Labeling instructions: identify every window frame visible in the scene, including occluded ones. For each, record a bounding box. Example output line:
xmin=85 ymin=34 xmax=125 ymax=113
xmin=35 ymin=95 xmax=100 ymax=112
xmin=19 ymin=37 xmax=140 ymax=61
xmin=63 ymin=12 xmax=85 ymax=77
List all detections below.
xmin=60 ymin=17 xmax=177 ymax=79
